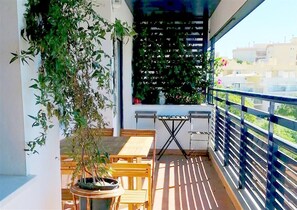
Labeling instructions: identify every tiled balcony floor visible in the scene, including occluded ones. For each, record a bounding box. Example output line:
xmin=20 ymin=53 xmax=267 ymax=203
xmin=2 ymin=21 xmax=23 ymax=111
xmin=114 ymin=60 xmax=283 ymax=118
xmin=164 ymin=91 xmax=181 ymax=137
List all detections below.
xmin=152 ymin=155 xmax=235 ymax=210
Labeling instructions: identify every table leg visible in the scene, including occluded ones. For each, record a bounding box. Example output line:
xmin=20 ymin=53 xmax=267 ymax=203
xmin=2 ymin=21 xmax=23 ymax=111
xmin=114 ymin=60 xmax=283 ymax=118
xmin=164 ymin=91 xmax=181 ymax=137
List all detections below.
xmin=127 ymin=158 xmax=134 ymax=190
xmin=171 ymin=120 xmax=188 ymax=159
xmin=172 ymin=136 xmax=188 ymax=159
xmin=157 ymin=120 xmax=174 ymax=160
xmin=158 ymin=119 xmax=188 ymax=160
xmin=157 ymin=138 xmax=174 ymax=160
xmin=157 ymin=134 xmax=172 ymax=156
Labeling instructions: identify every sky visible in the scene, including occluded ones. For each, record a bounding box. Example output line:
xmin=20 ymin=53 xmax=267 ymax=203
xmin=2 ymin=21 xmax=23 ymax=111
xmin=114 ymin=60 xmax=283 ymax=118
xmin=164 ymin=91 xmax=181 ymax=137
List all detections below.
xmin=215 ymin=0 xmax=297 ymax=58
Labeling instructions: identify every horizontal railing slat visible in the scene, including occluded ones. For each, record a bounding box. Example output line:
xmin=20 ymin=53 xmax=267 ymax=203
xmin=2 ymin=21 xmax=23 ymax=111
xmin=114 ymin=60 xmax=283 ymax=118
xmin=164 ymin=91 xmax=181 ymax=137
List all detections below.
xmin=266 ymin=179 xmax=294 ymax=210
xmin=245 ymin=119 xmax=269 ymax=137
xmin=275 ymin=150 xmax=297 ymax=169
xmin=245 ymin=167 xmax=266 ymax=198
xmin=271 ymin=115 xmax=297 ymax=131
xmin=245 ymin=144 xmax=267 ymax=170
xmin=245 ymin=159 xmax=267 ymax=187
xmin=245 ymin=132 xmax=268 ymax=150
xmin=274 ymin=135 xmax=297 ymax=154
xmin=210 ymin=88 xmax=297 ymax=209
xmin=228 ymin=137 xmax=240 ymax=154
xmin=271 ymin=170 xmax=297 ymax=204
xmin=210 ymin=88 xmax=297 ymax=105
xmin=244 ymin=174 xmax=266 ymax=209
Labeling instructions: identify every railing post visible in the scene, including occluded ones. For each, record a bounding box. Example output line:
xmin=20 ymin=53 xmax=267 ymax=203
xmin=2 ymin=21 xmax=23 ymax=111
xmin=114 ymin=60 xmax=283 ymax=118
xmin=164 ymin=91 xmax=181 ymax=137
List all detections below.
xmin=223 ymin=93 xmax=230 ymax=166
xmin=214 ymin=90 xmax=219 ymax=152
xmin=207 ymin=88 xmax=213 ymax=105
xmin=238 ymin=96 xmax=247 ymax=189
xmin=265 ymin=101 xmax=281 ymax=209
xmin=208 ymin=41 xmax=215 ymax=104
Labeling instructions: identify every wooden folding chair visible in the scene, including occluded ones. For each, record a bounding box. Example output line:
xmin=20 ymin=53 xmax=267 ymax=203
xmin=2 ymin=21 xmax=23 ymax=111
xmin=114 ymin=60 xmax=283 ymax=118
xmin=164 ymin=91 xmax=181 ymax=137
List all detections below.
xmin=119 ymin=129 xmax=156 ymax=186
xmin=111 ymin=163 xmax=152 ymax=210
xmin=60 ymin=157 xmax=78 ymax=210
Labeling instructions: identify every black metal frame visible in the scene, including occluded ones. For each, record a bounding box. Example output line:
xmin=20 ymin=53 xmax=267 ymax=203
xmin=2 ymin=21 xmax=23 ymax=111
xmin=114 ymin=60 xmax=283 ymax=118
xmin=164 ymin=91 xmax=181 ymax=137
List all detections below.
xmin=188 ymin=111 xmax=211 ymax=152
xmin=210 ymin=88 xmax=297 ymax=209
xmin=135 ymin=110 xmax=157 ymax=129
xmin=157 ymin=115 xmax=189 ymax=160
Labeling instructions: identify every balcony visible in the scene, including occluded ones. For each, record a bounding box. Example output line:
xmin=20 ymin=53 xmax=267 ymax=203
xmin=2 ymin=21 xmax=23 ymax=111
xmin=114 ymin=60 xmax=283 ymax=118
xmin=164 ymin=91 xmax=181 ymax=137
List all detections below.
xmin=1 ymin=0 xmax=296 ymax=209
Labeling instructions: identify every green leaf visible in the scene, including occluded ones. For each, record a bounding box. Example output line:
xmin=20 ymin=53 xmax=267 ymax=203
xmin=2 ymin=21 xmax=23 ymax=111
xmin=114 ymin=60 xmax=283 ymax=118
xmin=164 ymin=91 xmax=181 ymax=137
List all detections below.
xmin=28 ymin=115 xmax=38 ymax=121
xmin=29 ymin=84 xmax=39 ymax=89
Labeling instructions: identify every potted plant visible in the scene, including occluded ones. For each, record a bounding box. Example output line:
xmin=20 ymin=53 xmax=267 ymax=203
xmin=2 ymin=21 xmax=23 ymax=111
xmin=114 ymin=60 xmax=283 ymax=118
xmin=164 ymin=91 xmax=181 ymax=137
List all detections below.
xmin=11 ymin=0 xmax=134 ymax=209
xmin=133 ymin=92 xmax=145 ymax=104
xmin=133 ymin=83 xmax=149 ymax=104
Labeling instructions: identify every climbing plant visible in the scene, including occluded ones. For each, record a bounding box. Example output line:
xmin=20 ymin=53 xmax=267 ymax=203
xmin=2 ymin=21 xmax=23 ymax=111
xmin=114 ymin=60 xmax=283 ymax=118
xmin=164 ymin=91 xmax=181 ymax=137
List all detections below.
xmin=132 ymin=13 xmax=217 ymax=104
xmin=11 ymin=0 xmax=134 ymax=186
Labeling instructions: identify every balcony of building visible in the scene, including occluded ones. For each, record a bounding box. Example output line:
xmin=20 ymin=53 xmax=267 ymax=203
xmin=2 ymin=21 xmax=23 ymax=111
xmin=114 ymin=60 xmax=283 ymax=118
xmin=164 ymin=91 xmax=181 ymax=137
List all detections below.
xmin=1 ymin=0 xmax=296 ymax=209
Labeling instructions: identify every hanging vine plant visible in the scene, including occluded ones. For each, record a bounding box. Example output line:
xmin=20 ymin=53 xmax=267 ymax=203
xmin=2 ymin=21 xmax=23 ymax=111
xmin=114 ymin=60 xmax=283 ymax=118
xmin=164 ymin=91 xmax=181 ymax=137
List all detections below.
xmin=10 ymin=0 xmax=134 ymax=188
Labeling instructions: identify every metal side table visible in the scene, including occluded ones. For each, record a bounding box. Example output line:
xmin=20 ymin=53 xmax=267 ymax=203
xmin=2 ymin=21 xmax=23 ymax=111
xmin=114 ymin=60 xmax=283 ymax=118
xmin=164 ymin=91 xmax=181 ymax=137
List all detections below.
xmin=157 ymin=115 xmax=189 ymax=160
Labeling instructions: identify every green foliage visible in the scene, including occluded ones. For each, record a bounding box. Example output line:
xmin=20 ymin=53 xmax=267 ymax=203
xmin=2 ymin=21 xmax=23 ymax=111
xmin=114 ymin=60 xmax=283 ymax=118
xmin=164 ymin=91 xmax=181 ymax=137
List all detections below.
xmin=236 ymin=59 xmax=243 ymax=64
xmin=11 ymin=0 xmax=133 ymax=184
xmin=132 ymin=16 xmax=223 ymax=105
xmin=275 ymin=104 xmax=297 ymax=120
xmin=214 ymin=89 xmax=297 ymax=160
xmin=215 ymin=93 xmax=257 ymax=123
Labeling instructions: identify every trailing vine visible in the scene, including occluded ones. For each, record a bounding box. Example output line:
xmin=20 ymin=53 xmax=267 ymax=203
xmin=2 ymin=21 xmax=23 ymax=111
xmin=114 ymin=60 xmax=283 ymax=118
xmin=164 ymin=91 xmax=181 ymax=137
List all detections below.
xmin=11 ymin=0 xmax=134 ymax=182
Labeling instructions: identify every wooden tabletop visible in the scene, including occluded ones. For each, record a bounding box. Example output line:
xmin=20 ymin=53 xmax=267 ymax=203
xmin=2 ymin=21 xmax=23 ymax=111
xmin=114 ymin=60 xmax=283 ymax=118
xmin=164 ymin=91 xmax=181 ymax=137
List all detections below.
xmin=60 ymin=136 xmax=154 ymax=159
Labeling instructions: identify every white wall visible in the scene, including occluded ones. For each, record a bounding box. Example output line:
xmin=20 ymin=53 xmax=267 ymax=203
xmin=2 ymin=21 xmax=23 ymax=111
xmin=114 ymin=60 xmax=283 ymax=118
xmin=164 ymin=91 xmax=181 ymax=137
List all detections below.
xmin=0 ymin=0 xmax=26 ymax=176
xmin=92 ymin=0 xmax=134 ymax=134
xmin=125 ymin=104 xmax=213 ymax=150
xmin=112 ymin=0 xmax=134 ymax=135
xmin=0 ymin=0 xmax=60 ymax=209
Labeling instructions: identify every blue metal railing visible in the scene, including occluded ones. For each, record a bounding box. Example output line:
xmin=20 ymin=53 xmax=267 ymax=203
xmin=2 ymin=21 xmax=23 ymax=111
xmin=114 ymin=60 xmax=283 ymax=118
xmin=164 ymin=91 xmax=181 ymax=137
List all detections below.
xmin=208 ymin=88 xmax=297 ymax=210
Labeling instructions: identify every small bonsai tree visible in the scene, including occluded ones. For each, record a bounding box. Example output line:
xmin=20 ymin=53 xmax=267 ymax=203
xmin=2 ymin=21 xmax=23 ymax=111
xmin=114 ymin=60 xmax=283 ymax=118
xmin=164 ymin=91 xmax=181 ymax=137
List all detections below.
xmin=11 ymin=0 xmax=134 ymax=187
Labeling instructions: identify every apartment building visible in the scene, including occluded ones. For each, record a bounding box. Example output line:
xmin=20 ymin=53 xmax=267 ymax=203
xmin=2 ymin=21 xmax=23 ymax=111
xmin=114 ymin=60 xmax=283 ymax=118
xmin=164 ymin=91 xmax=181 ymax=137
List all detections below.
xmin=218 ymin=37 xmax=297 ymax=110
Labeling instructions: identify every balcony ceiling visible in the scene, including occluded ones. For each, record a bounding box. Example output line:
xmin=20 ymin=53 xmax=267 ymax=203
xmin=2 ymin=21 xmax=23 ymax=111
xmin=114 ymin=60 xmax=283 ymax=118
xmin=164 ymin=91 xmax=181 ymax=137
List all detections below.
xmin=124 ymin=0 xmax=221 ymax=17
xmin=124 ymin=0 xmax=265 ymax=43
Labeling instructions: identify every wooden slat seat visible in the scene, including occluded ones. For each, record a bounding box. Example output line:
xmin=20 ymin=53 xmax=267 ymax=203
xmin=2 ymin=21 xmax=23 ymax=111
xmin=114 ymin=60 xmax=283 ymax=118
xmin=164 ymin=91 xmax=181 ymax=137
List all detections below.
xmin=120 ymin=190 xmax=147 ymax=203
xmin=111 ymin=163 xmax=152 ymax=210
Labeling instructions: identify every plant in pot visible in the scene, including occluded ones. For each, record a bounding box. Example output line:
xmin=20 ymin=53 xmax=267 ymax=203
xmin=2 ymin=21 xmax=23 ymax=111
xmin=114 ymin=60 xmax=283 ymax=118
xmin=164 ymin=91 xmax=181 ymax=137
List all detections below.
xmin=10 ymin=0 xmax=134 ymax=209
xmin=133 ymin=93 xmax=144 ymax=104
xmin=133 ymin=83 xmax=149 ymax=104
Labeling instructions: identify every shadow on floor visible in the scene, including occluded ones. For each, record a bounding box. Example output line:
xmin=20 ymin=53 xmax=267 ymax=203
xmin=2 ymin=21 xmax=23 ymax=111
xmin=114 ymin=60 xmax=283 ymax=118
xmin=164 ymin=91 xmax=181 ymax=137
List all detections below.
xmin=153 ymin=155 xmax=235 ymax=210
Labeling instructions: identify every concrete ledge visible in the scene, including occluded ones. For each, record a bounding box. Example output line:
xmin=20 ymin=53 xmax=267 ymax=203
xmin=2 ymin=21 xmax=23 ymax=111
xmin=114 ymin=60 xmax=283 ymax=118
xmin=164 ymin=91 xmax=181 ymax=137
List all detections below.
xmin=0 ymin=175 xmax=35 ymax=207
